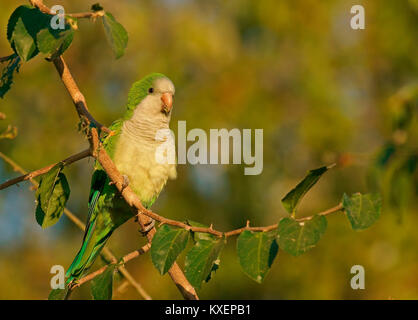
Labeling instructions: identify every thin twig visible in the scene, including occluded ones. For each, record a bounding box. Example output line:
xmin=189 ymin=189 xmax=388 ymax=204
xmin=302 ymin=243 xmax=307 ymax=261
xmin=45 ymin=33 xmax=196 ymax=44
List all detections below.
xmin=296 ymin=203 xmax=344 ymax=221
xmin=52 ymin=57 xmax=110 ymax=134
xmin=29 ymin=0 xmax=104 ymax=19
xmin=68 ymin=11 xmax=104 ymax=19
xmin=115 ymin=280 xmax=130 ymax=296
xmin=72 ymin=244 xmax=151 ymax=297
xmin=117 ymin=266 xmax=152 ymax=300
xmin=29 ymin=0 xmax=52 ymax=14
xmin=0 ymin=149 xmax=91 ymax=190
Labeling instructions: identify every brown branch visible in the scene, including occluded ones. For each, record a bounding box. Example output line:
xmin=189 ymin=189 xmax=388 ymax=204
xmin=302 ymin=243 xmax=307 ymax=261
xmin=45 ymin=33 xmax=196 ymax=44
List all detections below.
xmin=29 ymin=0 xmax=104 ymax=19
xmin=29 ymin=0 xmax=52 ymax=14
xmin=71 ymin=244 xmax=151 ymax=298
xmin=115 ymin=280 xmax=129 ymax=296
xmin=67 ymin=11 xmax=104 ymax=19
xmin=117 ymin=267 xmax=152 ymax=300
xmin=0 ymin=149 xmax=91 ymax=191
xmin=52 ymin=57 xmax=110 ymax=134
xmin=296 ymin=203 xmax=344 ymax=221
xmin=0 ymin=151 xmax=152 ymax=300
xmin=132 ymin=202 xmax=343 ymax=239
xmin=99 ymin=245 xmax=152 ymax=300
xmin=120 ymin=244 xmax=151 ymax=263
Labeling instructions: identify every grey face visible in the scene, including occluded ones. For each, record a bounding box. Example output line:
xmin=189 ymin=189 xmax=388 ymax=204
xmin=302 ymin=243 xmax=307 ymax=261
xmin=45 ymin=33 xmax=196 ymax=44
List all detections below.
xmin=135 ymin=77 xmax=176 ymax=120
xmin=147 ymin=77 xmax=175 ymax=115
xmin=151 ymin=77 xmax=175 ymax=96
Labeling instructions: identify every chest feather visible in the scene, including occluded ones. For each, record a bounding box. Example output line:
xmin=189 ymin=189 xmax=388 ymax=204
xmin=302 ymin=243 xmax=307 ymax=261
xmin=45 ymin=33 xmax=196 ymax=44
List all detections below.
xmin=112 ymin=129 xmax=176 ymax=204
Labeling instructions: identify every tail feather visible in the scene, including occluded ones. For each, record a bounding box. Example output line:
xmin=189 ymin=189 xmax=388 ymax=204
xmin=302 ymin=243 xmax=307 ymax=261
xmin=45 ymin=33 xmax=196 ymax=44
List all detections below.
xmin=66 ymin=220 xmax=113 ymax=284
xmin=66 ymin=219 xmax=96 ymax=279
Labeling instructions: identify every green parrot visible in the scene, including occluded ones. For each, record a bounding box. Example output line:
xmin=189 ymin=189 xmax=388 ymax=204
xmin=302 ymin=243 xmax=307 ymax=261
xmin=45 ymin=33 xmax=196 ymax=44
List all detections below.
xmin=66 ymin=73 xmax=177 ymax=284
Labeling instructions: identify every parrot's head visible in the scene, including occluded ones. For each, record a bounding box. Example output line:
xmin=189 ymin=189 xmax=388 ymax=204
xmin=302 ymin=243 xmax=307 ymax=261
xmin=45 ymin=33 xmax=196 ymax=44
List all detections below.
xmin=126 ymin=73 xmax=175 ymax=120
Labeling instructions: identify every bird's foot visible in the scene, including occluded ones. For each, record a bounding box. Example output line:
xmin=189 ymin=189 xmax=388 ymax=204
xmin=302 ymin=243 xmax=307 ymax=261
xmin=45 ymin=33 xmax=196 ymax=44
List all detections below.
xmin=139 ymin=218 xmax=155 ymax=236
xmin=67 ymin=279 xmax=78 ymax=291
xmin=121 ymin=175 xmax=130 ymax=191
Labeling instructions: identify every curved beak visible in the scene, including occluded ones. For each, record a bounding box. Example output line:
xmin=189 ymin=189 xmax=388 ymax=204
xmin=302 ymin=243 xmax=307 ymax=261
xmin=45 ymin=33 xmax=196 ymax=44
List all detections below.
xmin=161 ymin=92 xmax=173 ymax=114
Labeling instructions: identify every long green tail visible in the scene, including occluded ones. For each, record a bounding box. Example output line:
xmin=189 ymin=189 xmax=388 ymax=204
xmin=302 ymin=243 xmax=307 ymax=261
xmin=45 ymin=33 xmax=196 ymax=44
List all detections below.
xmin=65 ymin=170 xmax=128 ymax=285
xmin=65 ymin=215 xmax=113 ymax=284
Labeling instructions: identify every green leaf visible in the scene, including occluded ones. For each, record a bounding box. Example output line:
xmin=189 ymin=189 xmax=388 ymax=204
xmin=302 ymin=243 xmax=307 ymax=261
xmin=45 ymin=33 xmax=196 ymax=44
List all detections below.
xmin=48 ymin=287 xmax=68 ymax=300
xmin=281 ymin=165 xmax=332 ymax=215
xmin=186 ymin=220 xmax=217 ymax=242
xmin=102 ymin=12 xmax=128 ymax=59
xmin=7 ymin=5 xmax=50 ymax=62
xmin=342 ymin=193 xmax=381 ymax=230
xmin=185 ymin=239 xmax=225 ymax=289
xmin=91 ymin=265 xmax=115 ymax=300
xmin=277 ymin=215 xmax=327 ymax=256
xmin=11 ymin=17 xmax=37 ymax=61
xmin=0 ymin=54 xmax=21 ymax=98
xmin=7 ymin=5 xmax=74 ymax=62
xmin=237 ymin=230 xmax=278 ymax=283
xmin=151 ymin=225 xmax=190 ymax=275
xmin=35 ymin=163 xmax=70 ymax=228
xmin=36 ymin=25 xmax=74 ymax=58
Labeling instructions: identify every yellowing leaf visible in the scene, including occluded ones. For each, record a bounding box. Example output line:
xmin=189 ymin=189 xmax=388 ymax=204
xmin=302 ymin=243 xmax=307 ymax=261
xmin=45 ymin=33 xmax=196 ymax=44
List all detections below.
xmin=343 ymin=193 xmax=381 ymax=230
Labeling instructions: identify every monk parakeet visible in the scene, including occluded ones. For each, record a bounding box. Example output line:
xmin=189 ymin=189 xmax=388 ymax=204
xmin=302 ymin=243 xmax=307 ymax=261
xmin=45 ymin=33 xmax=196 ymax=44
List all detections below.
xmin=66 ymin=73 xmax=177 ymax=283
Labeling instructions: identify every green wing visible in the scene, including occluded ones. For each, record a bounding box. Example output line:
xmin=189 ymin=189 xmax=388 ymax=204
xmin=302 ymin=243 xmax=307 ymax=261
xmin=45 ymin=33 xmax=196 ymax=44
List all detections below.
xmin=66 ymin=120 xmax=124 ymax=283
xmin=65 ymin=170 xmax=109 ymax=282
xmin=97 ymin=119 xmax=123 ymax=165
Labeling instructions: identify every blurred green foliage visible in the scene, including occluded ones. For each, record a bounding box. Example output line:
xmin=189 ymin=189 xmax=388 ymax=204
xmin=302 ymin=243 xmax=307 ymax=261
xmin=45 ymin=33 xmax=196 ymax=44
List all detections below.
xmin=0 ymin=0 xmax=417 ymax=299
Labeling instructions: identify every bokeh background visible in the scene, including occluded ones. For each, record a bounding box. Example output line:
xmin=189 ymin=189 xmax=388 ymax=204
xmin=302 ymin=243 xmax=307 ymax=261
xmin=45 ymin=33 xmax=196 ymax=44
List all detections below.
xmin=0 ymin=0 xmax=417 ymax=299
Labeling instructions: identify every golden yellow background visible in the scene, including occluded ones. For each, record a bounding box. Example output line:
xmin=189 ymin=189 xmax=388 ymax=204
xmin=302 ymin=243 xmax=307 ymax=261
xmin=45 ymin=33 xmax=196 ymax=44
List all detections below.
xmin=0 ymin=0 xmax=417 ymax=299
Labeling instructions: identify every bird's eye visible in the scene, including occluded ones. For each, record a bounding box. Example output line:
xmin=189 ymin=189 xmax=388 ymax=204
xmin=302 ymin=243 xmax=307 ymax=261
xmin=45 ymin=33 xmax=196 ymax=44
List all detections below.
xmin=148 ymin=87 xmax=154 ymax=94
